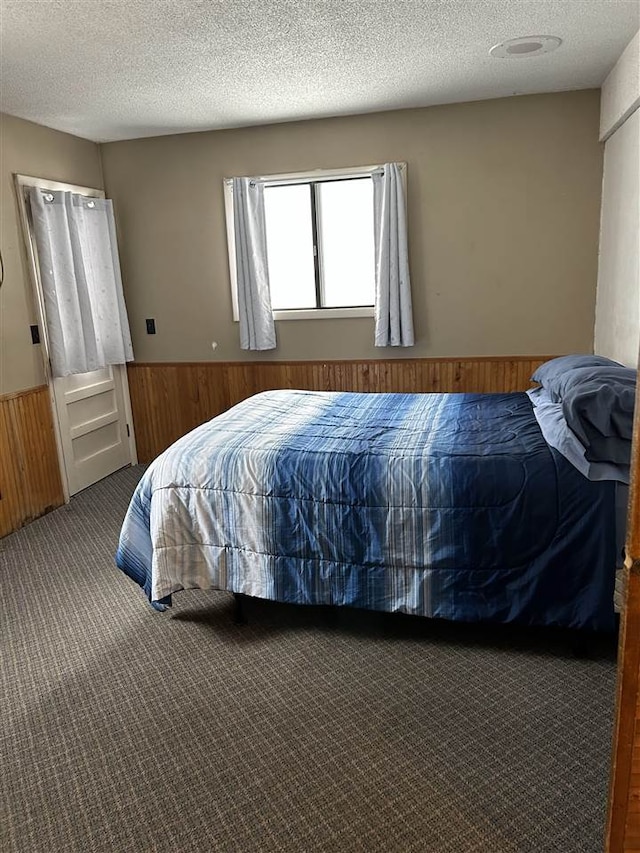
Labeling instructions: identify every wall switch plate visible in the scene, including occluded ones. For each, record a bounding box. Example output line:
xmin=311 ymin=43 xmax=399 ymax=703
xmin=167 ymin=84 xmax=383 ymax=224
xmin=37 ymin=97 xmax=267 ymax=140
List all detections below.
xmin=30 ymin=325 xmax=41 ymax=344
xmin=145 ymin=318 xmax=156 ymax=334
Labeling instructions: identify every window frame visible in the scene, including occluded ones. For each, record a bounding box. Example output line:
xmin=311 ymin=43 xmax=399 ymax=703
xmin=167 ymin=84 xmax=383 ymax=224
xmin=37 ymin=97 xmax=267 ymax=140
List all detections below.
xmin=223 ymin=163 xmax=407 ymax=321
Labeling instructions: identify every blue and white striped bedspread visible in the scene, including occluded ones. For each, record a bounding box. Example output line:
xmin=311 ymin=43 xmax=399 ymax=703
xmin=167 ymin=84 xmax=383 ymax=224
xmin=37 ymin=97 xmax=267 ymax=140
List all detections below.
xmin=116 ymin=390 xmax=616 ymax=630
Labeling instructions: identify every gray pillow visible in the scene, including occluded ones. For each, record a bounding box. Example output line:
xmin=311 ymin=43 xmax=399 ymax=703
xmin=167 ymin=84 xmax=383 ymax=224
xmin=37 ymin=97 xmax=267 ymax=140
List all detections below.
xmin=526 ymin=387 xmax=630 ymax=483
xmin=557 ymin=366 xmax=637 ymax=465
xmin=532 ymin=355 xmax=623 ymax=398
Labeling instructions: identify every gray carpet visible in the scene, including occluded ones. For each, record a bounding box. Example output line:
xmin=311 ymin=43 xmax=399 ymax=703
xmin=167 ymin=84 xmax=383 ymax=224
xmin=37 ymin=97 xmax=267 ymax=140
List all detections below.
xmin=1 ymin=465 xmax=616 ymax=853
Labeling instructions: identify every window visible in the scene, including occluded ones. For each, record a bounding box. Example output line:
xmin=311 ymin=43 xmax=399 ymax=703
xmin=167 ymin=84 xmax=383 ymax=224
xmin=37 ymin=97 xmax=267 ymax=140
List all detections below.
xmin=263 ymin=176 xmax=375 ymax=312
xmin=224 ymin=165 xmax=401 ymax=320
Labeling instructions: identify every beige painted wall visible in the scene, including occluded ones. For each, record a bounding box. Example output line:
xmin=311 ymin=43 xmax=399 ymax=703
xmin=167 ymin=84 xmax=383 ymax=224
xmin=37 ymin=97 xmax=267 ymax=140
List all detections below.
xmin=0 ymin=113 xmax=103 ymax=395
xmin=101 ymin=90 xmax=603 ymax=364
xmin=594 ymin=108 xmax=639 ymax=367
xmin=595 ymin=30 xmax=640 ymax=368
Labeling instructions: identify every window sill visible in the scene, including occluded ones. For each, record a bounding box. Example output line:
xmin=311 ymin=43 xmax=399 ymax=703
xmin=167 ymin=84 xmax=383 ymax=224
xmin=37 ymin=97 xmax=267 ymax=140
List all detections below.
xmin=272 ymin=307 xmax=374 ymax=321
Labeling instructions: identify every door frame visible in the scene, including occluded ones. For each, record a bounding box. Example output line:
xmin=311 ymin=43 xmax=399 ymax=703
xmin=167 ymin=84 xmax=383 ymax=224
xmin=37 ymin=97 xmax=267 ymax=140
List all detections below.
xmin=606 ymin=373 xmax=640 ymax=850
xmin=13 ymin=173 xmax=137 ymax=500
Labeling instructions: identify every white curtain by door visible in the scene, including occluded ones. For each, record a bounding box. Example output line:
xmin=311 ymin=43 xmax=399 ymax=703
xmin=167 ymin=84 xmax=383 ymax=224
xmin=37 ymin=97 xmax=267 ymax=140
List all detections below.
xmin=372 ymin=163 xmax=414 ymax=347
xmin=232 ymin=177 xmax=276 ymax=351
xmin=29 ymin=188 xmax=134 ymax=377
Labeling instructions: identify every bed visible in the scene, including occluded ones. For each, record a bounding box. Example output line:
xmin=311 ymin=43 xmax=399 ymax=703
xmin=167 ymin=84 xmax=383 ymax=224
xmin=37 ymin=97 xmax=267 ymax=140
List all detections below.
xmin=116 ymin=356 xmax=636 ymax=633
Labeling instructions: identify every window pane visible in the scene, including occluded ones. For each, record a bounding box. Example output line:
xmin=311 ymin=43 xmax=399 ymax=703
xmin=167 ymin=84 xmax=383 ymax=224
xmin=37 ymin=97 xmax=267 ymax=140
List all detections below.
xmin=264 ymin=184 xmax=316 ymax=310
xmin=317 ymin=179 xmax=375 ymax=308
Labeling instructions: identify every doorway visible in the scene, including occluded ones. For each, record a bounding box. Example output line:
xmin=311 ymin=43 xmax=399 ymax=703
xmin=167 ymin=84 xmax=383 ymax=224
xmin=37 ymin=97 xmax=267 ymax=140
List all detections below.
xmin=14 ymin=173 xmax=137 ymax=498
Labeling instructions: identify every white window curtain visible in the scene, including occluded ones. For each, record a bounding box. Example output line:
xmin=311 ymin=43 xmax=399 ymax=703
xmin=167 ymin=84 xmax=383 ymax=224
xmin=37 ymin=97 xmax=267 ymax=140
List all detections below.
xmin=232 ymin=177 xmax=276 ymax=351
xmin=29 ymin=188 xmax=134 ymax=377
xmin=372 ymin=163 xmax=414 ymax=347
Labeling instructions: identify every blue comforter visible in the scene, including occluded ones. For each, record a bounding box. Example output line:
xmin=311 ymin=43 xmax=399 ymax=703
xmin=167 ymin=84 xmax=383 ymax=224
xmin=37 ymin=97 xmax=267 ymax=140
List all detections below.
xmin=116 ymin=390 xmax=616 ymax=630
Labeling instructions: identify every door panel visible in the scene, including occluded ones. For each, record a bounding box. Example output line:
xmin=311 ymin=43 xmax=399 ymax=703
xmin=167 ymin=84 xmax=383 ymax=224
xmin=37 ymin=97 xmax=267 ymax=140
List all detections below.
xmin=53 ymin=365 xmax=131 ymax=495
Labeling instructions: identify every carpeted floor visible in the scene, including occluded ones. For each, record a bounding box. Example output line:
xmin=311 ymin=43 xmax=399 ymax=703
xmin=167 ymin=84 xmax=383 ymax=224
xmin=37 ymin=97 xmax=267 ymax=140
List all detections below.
xmin=1 ymin=465 xmax=617 ymax=852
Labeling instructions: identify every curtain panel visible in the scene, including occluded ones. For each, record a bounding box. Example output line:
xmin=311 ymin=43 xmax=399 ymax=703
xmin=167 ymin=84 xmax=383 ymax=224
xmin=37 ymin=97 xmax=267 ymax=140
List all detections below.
xmin=372 ymin=163 xmax=414 ymax=347
xmin=29 ymin=189 xmax=134 ymax=377
xmin=232 ymin=178 xmax=276 ymax=351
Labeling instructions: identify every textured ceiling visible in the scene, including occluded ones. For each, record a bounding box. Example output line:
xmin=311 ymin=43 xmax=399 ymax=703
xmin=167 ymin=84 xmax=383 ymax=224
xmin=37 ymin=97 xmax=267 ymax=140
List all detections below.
xmin=1 ymin=0 xmax=639 ymax=142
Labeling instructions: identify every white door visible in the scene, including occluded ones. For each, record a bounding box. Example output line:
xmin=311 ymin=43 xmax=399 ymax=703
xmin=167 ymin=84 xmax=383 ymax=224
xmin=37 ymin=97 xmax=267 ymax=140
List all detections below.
xmin=53 ymin=365 xmax=133 ymax=495
xmin=15 ymin=173 xmax=137 ymax=498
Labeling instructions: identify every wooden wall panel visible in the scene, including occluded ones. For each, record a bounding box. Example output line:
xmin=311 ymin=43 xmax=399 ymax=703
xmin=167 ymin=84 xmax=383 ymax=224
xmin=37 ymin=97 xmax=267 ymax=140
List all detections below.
xmin=128 ymin=355 xmax=551 ymax=463
xmin=0 ymin=385 xmax=64 ymax=539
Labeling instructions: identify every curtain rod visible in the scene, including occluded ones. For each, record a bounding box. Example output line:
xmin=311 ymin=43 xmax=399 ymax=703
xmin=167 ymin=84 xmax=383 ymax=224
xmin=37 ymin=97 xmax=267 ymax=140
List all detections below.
xmin=223 ymin=163 xmax=405 ymax=187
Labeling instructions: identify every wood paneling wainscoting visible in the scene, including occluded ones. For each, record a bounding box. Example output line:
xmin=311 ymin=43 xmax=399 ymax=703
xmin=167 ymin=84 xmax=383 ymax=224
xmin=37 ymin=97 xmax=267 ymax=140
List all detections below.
xmin=128 ymin=355 xmax=551 ymax=463
xmin=0 ymin=385 xmax=64 ymax=538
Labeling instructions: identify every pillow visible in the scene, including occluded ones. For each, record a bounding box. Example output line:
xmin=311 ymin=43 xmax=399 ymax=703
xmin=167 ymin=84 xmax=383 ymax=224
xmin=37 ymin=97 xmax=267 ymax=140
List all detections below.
xmin=526 ymin=387 xmax=630 ymax=483
xmin=558 ymin=366 xmax=637 ymax=464
xmin=532 ymin=355 xmax=623 ymax=396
